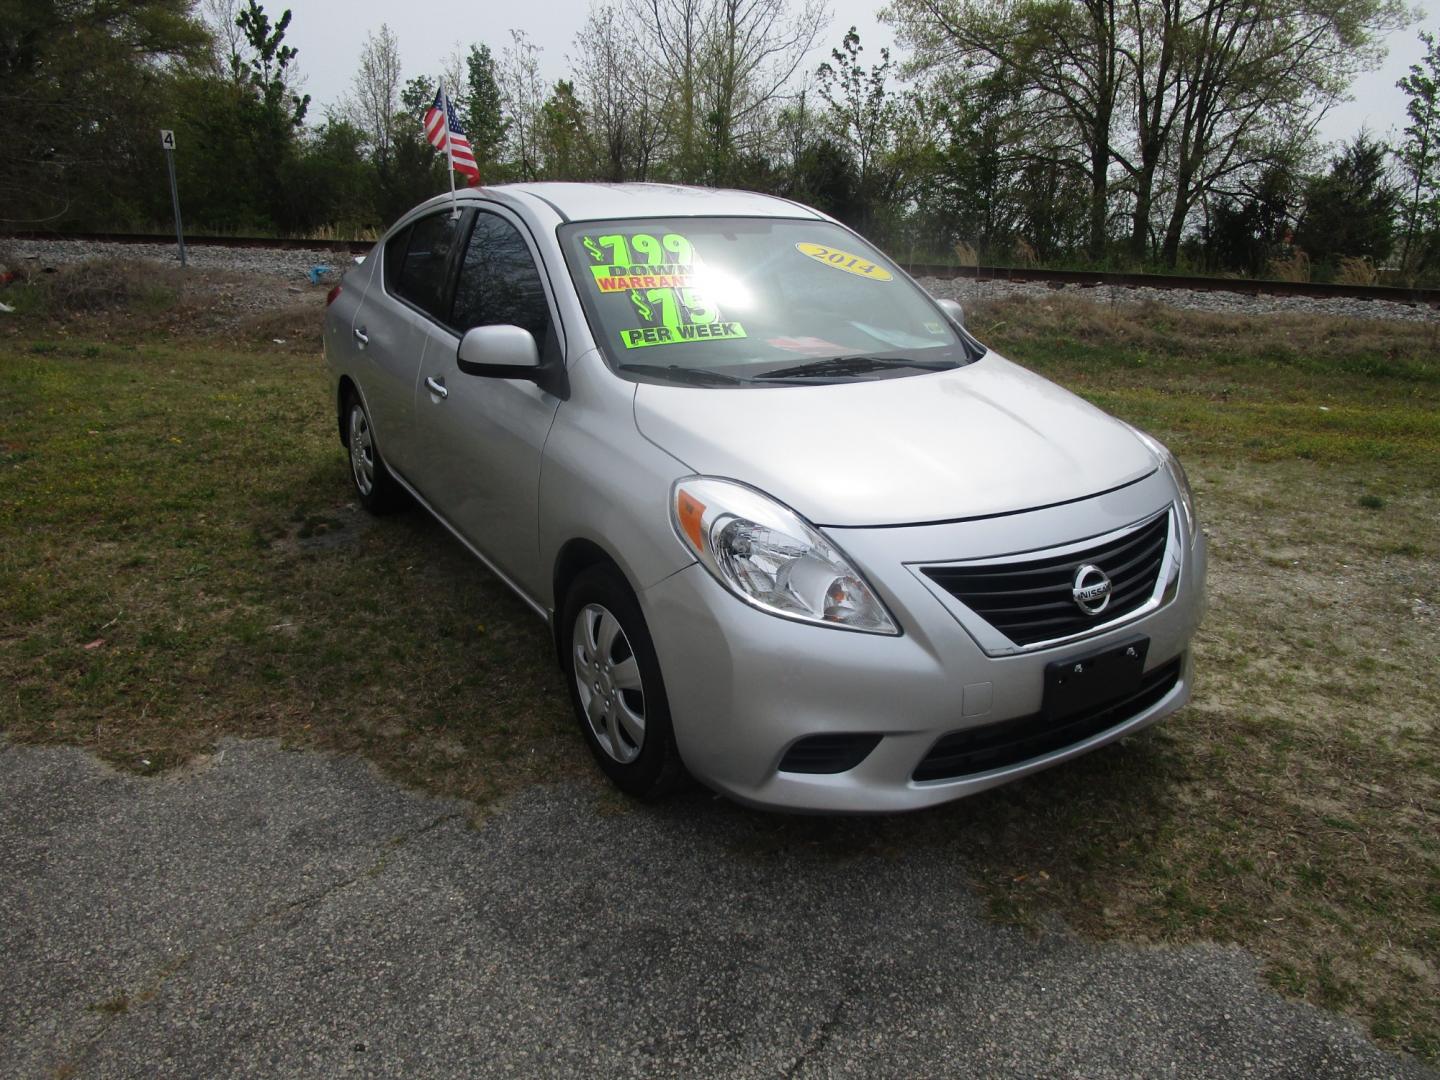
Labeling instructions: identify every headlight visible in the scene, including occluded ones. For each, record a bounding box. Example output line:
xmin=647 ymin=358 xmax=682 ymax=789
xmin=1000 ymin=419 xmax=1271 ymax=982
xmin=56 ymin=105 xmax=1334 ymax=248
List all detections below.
xmin=670 ymin=477 xmax=899 ymax=634
xmin=1129 ymin=426 xmax=1197 ymax=540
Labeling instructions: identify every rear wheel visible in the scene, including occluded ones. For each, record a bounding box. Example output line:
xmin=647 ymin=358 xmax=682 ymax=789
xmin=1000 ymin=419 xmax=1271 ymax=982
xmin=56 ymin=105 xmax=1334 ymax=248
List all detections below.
xmin=344 ymin=393 xmax=405 ymax=514
xmin=561 ymin=564 xmax=684 ymax=798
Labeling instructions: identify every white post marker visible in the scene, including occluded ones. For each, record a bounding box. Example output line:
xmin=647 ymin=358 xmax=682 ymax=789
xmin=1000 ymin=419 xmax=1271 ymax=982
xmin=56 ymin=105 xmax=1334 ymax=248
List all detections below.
xmin=160 ymin=129 xmax=187 ymax=268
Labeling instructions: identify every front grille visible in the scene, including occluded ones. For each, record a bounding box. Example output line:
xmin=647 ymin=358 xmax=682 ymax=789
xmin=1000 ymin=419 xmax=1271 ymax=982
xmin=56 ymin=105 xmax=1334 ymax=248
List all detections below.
xmin=922 ymin=511 xmax=1170 ymax=647
xmin=912 ymin=657 xmax=1182 ymax=782
xmin=777 ymin=733 xmax=883 ymax=774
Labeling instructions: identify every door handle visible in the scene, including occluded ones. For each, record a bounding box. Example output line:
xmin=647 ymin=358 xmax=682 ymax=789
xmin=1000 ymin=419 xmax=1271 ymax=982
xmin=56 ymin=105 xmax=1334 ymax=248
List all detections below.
xmin=425 ymin=376 xmax=448 ymax=399
xmin=353 ymin=326 xmax=369 ymax=346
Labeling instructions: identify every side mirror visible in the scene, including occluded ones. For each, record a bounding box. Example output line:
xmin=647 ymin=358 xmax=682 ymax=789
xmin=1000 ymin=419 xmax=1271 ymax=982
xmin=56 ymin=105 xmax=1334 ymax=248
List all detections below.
xmin=456 ymin=324 xmax=541 ymax=375
xmin=935 ymin=297 xmax=966 ymax=329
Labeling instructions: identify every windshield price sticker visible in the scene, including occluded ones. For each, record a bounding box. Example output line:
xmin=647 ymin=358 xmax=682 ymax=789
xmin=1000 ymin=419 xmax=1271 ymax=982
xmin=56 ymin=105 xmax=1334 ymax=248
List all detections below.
xmin=584 ymin=232 xmax=694 ymax=269
xmin=581 ymin=230 xmax=746 ymax=351
xmin=795 ymin=242 xmax=893 ymax=282
xmin=583 ymin=232 xmax=698 ymax=291
xmin=618 ymin=283 xmax=745 ymax=349
xmin=590 ymin=265 xmax=695 ymax=292
xmin=621 ymin=322 xmax=748 ymax=349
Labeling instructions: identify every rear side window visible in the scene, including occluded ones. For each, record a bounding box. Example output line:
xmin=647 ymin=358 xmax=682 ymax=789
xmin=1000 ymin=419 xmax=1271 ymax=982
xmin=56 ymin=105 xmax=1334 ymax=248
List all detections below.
xmin=385 ymin=212 xmax=464 ymax=318
xmin=452 ymin=212 xmax=550 ymax=343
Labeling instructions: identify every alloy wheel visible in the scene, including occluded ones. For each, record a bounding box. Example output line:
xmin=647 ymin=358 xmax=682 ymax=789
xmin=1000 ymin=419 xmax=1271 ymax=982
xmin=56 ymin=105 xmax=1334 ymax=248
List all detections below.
xmin=348 ymin=404 xmax=375 ymax=497
xmin=572 ymin=602 xmax=646 ymax=763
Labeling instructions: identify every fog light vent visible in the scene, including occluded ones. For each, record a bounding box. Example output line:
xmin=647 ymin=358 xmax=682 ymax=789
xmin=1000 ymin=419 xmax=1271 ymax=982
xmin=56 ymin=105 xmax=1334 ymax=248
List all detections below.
xmin=777 ymin=734 xmax=882 ymax=774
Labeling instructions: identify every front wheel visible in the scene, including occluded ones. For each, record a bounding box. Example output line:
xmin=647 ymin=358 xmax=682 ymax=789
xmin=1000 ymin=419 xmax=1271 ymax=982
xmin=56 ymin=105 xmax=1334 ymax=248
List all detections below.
xmin=561 ymin=564 xmax=684 ymax=798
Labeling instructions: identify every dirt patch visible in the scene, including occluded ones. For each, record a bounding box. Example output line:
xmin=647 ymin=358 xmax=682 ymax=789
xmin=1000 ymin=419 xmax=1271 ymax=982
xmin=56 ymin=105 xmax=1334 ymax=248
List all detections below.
xmin=236 ymin=299 xmax=328 ymax=352
xmin=1 ymin=256 xmax=331 ymax=345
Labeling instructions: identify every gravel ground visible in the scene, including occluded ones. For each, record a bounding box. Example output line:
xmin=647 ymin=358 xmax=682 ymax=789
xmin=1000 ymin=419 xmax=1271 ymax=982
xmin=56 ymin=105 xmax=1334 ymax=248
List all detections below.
xmin=918 ymin=274 xmax=1440 ymax=323
xmin=3 ymin=737 xmax=1434 ymax=1079
xmin=6 ymin=236 xmax=1437 ymax=324
xmin=1 ymin=237 xmax=364 ymax=283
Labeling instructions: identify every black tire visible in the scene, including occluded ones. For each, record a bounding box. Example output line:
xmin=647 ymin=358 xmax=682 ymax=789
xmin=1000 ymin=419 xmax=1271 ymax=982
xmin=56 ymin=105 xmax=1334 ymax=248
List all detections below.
xmin=561 ymin=564 xmax=685 ymax=798
xmin=342 ymin=391 xmax=406 ymax=514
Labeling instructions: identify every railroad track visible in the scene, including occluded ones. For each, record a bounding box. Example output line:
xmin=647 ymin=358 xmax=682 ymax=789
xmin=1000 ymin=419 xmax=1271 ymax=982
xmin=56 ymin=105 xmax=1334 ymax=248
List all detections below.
xmin=6 ymin=230 xmax=1438 ymax=307
xmin=907 ymin=262 xmax=1440 ymax=307
xmin=2 ymin=230 xmax=375 ymax=256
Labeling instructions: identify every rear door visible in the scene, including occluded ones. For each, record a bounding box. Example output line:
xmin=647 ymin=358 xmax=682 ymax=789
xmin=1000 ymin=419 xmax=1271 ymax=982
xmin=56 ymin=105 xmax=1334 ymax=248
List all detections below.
xmin=412 ymin=206 xmax=565 ymax=598
xmin=351 ymin=210 xmax=467 ymax=478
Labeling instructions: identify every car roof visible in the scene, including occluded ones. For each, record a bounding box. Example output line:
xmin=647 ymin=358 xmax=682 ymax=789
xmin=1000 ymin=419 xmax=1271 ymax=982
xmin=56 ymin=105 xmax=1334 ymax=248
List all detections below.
xmin=485 ymin=182 xmax=824 ymax=223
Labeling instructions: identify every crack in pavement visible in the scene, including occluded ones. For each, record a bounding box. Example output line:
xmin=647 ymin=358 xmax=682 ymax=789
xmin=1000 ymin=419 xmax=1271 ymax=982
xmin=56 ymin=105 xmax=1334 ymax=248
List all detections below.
xmin=781 ymin=993 xmax=847 ymax=1079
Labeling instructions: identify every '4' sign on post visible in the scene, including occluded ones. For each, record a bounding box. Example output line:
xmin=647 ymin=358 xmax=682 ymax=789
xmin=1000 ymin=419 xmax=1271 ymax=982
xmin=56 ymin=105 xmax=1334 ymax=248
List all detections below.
xmin=159 ymin=129 xmax=186 ymax=266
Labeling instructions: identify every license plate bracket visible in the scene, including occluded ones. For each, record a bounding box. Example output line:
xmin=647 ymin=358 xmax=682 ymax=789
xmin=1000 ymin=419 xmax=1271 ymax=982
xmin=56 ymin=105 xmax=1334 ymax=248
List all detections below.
xmin=1042 ymin=636 xmax=1150 ymax=722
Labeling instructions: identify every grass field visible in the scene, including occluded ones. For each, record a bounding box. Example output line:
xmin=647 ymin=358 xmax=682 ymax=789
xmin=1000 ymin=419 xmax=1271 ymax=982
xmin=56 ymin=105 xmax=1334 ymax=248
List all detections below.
xmin=1 ymin=269 xmax=1437 ymax=1060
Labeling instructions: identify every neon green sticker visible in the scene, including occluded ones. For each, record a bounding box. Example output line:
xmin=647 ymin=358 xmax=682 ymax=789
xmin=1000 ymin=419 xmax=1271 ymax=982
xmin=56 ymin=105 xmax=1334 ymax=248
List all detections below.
xmin=620 ymin=322 xmax=748 ymax=349
xmin=581 ymin=232 xmax=696 ymax=295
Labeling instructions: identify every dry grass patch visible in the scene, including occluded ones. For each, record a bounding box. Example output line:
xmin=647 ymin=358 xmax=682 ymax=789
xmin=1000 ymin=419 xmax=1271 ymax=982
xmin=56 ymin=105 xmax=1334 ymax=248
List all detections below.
xmin=27 ymin=258 xmax=190 ymax=315
xmin=237 ymin=300 xmax=327 ymax=352
xmin=4 ymin=256 xmax=329 ymax=346
xmin=970 ymin=293 xmax=1440 ymax=381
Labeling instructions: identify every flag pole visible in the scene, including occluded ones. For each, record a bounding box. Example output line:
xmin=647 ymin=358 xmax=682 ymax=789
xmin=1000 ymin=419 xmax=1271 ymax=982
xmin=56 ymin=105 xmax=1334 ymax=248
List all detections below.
xmin=441 ymin=78 xmax=458 ymax=218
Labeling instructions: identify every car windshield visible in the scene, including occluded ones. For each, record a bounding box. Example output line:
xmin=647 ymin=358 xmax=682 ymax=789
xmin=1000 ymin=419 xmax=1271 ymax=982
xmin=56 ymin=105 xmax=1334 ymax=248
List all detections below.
xmin=558 ymin=217 xmax=982 ymax=386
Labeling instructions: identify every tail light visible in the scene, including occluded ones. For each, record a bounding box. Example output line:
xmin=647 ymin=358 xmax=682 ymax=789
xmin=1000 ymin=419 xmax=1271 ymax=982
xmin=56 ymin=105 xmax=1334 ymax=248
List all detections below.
xmin=325 ymin=284 xmax=342 ymax=306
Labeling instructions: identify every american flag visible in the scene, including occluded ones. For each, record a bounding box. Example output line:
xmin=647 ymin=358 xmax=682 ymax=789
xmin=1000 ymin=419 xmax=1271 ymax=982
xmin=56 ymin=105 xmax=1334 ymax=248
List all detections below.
xmin=424 ymin=85 xmax=481 ymax=186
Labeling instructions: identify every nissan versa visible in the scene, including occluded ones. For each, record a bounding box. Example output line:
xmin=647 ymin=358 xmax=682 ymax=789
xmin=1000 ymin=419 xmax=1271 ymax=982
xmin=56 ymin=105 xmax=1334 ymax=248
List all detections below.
xmin=323 ymin=183 xmax=1206 ymax=813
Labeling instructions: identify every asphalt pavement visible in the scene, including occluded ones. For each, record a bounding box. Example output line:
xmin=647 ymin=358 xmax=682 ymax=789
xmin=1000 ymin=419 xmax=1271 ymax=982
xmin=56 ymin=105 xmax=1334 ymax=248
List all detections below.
xmin=1 ymin=737 xmax=1432 ymax=1079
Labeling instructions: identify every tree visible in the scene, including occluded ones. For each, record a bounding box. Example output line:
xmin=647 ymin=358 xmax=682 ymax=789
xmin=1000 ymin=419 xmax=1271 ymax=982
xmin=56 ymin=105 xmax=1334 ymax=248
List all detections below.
xmin=199 ymin=0 xmax=246 ymax=76
xmin=886 ymin=0 xmax=1408 ymax=265
xmin=465 ymin=44 xmax=509 ymax=178
xmin=1294 ymin=134 xmax=1399 ymax=275
xmin=1113 ymin=0 xmax=1183 ymax=259
xmin=702 ymin=0 xmax=829 ymax=183
xmin=498 ymin=30 xmax=546 ymax=180
xmin=905 ymin=67 xmax=1089 ymax=261
xmin=538 ymin=80 xmax=592 ymax=179
xmin=817 ymin=28 xmax=902 ymax=224
xmin=633 ymin=0 xmax=827 ymax=183
xmin=232 ymin=1 xmax=309 ymax=121
xmin=1396 ymin=30 xmax=1440 ymax=271
xmin=289 ymin=118 xmax=375 ymax=231
xmin=885 ymin=0 xmax=1124 ymax=260
xmin=343 ymin=25 xmax=403 ymax=177
xmin=374 ymin=76 xmax=448 ymax=219
xmin=1153 ymin=0 xmax=1405 ymax=266
xmin=229 ymin=2 xmax=311 ymax=230
xmin=1197 ymin=165 xmax=1293 ymax=274
xmin=571 ymin=3 xmax=664 ymax=181
xmin=0 ymin=0 xmax=210 ymax=226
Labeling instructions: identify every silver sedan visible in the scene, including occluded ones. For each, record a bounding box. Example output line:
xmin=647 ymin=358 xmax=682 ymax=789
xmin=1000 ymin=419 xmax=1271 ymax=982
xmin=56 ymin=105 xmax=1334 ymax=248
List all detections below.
xmin=324 ymin=183 xmax=1206 ymax=813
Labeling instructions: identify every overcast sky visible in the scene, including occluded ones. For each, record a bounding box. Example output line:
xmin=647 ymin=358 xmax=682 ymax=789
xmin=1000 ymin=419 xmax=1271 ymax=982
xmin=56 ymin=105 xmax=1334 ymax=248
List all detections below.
xmin=281 ymin=0 xmax=1433 ymax=150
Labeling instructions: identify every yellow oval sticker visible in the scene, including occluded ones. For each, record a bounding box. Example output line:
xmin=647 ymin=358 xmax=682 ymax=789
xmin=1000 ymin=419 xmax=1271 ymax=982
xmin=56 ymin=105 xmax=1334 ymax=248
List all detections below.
xmin=795 ymin=242 xmax=894 ymax=282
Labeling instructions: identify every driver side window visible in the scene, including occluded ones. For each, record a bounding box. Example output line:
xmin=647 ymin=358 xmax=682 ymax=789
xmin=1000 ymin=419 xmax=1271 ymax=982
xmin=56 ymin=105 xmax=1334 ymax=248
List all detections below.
xmin=451 ymin=212 xmax=551 ymax=344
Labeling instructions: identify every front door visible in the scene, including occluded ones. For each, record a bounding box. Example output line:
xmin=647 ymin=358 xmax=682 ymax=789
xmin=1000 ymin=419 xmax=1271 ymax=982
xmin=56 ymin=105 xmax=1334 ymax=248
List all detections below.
xmin=412 ymin=206 xmax=565 ymax=600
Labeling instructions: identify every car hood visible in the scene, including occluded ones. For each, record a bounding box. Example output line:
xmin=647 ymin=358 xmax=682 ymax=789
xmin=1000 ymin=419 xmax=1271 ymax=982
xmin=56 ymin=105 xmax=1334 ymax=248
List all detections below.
xmin=631 ymin=353 xmax=1158 ymax=527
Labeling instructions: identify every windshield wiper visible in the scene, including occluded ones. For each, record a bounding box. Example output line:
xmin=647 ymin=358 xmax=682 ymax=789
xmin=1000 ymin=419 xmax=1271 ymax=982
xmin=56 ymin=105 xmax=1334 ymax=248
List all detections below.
xmin=618 ymin=363 xmax=748 ymax=386
xmin=754 ymin=355 xmax=954 ymax=380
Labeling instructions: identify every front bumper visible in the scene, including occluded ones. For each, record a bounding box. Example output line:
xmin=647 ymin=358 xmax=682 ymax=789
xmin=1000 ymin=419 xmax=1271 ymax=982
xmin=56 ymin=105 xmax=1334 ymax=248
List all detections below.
xmin=639 ymin=469 xmax=1206 ymax=813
